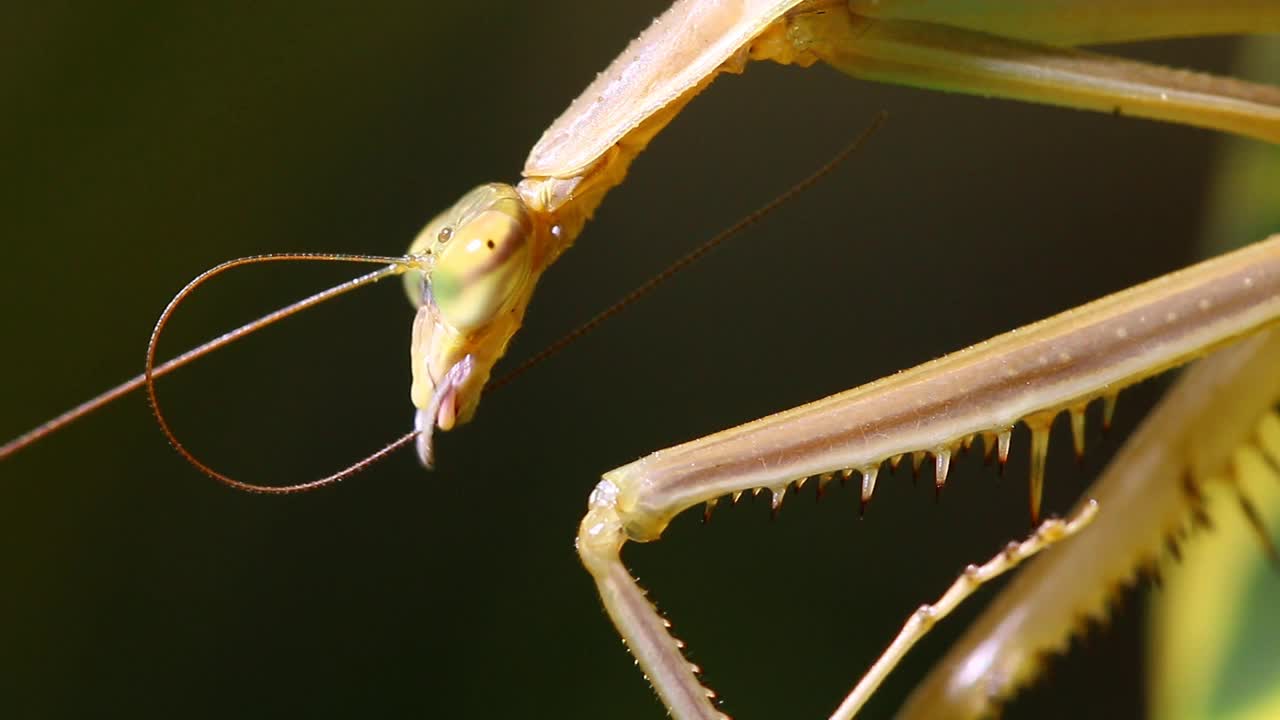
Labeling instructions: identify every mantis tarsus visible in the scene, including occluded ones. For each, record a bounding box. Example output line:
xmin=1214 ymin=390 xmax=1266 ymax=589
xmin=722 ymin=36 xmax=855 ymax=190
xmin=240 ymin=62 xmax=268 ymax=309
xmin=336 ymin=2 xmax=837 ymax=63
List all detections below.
xmin=3 ymin=2 xmax=1278 ymax=718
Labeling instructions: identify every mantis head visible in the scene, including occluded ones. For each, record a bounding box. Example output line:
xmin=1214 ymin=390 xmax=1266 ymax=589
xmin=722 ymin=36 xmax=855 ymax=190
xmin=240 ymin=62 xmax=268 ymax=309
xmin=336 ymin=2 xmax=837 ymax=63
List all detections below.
xmin=403 ymin=183 xmax=541 ymax=466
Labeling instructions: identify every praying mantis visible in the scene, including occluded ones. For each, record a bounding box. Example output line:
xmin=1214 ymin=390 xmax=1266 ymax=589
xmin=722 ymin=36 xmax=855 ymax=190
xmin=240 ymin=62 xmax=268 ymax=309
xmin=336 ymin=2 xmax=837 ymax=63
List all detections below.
xmin=3 ymin=2 xmax=1279 ymax=718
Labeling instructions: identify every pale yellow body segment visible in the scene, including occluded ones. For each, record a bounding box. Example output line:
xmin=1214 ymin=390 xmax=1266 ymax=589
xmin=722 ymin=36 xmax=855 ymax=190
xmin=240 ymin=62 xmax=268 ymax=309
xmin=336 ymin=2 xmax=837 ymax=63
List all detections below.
xmin=526 ymin=0 xmax=803 ymax=179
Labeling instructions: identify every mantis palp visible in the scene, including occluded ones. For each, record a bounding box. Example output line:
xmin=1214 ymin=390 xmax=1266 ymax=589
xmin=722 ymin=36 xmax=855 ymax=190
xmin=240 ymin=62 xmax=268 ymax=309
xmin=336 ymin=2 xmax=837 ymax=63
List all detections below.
xmin=3 ymin=2 xmax=1279 ymax=718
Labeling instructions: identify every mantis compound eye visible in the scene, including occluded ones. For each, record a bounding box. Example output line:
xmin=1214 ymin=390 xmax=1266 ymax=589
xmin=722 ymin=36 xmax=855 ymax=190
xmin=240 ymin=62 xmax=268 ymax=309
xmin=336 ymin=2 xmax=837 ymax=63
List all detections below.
xmin=403 ymin=185 xmax=535 ymax=322
xmin=430 ymin=205 xmax=533 ymax=331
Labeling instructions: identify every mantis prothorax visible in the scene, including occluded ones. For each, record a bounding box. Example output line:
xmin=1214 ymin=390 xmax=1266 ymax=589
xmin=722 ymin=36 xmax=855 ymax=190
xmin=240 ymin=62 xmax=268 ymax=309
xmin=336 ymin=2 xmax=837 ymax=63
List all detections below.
xmin=4 ymin=2 xmax=1279 ymax=718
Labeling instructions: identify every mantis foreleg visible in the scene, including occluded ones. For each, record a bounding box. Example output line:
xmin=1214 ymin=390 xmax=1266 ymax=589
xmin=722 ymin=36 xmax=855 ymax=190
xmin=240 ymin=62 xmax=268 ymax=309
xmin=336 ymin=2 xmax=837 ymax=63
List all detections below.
xmin=577 ymin=235 xmax=1280 ymax=718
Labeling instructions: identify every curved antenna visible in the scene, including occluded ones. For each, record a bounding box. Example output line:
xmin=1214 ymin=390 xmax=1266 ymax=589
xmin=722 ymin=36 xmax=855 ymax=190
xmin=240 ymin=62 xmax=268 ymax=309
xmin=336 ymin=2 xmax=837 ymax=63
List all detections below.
xmin=3 ymin=256 xmax=407 ymax=460
xmin=139 ymin=253 xmax=419 ymax=494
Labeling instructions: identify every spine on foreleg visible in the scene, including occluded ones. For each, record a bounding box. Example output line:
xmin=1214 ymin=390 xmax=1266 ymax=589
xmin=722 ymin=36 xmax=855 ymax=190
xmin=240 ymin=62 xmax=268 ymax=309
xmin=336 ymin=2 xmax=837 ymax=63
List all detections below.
xmin=898 ymin=327 xmax=1280 ymax=719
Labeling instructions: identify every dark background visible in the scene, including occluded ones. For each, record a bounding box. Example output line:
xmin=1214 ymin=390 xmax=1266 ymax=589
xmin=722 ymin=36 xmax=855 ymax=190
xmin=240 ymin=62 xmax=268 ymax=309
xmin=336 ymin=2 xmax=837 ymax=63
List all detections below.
xmin=0 ymin=3 xmax=1263 ymax=718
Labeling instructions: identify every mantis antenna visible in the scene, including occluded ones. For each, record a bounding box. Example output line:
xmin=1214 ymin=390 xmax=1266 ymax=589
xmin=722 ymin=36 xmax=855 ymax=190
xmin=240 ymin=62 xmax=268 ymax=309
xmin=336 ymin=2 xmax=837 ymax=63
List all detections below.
xmin=141 ymin=253 xmax=423 ymax=493
xmin=0 ymin=254 xmax=410 ymax=462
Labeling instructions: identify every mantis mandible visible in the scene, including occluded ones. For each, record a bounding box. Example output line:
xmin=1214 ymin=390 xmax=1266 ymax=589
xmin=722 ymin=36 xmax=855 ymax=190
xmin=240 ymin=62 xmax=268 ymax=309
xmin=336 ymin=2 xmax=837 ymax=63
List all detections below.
xmin=2 ymin=2 xmax=1278 ymax=718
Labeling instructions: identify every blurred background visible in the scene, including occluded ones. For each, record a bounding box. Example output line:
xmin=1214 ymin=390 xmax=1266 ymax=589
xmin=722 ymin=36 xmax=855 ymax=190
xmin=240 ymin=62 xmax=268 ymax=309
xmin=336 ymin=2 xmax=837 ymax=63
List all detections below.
xmin=1 ymin=3 xmax=1273 ymax=718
